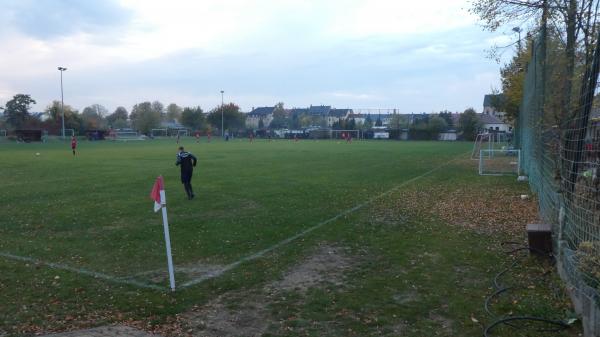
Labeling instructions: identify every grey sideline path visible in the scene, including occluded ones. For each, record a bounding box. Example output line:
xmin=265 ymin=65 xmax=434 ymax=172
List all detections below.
xmin=39 ymin=326 xmax=163 ymax=337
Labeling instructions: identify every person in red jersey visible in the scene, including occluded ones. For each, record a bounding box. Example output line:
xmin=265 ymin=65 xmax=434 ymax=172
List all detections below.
xmin=195 ymin=131 xmax=200 ymax=143
xmin=71 ymin=136 xmax=77 ymax=156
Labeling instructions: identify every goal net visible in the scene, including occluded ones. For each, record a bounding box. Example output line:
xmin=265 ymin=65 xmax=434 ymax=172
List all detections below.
xmin=331 ymin=130 xmax=360 ymax=140
xmin=115 ymin=131 xmax=143 ymax=141
xmin=471 ymin=133 xmax=511 ymax=159
xmin=151 ymin=128 xmax=168 ymax=137
xmin=175 ymin=129 xmax=189 ymax=137
xmin=479 ymin=149 xmax=521 ymax=176
xmin=64 ymin=129 xmax=75 ymax=137
xmin=0 ymin=130 xmax=6 ymax=137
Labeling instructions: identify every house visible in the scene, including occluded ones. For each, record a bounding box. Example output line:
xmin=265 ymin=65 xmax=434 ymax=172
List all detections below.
xmin=328 ymin=108 xmax=352 ymax=127
xmin=308 ymin=105 xmax=331 ymax=117
xmin=246 ymin=107 xmax=274 ymax=129
xmin=483 ymin=94 xmax=507 ymax=121
xmin=478 ymin=113 xmax=512 ymax=133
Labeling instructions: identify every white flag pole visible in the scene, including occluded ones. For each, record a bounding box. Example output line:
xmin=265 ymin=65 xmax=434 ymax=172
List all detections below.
xmin=159 ymin=190 xmax=176 ymax=291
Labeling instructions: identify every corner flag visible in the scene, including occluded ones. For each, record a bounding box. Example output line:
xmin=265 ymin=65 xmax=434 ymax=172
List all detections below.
xmin=150 ymin=176 xmax=164 ymax=212
xmin=149 ymin=175 xmax=176 ymax=291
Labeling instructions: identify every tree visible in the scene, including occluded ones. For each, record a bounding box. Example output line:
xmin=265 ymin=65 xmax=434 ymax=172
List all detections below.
xmin=428 ymin=116 xmax=449 ymax=139
xmin=269 ymin=102 xmax=289 ymax=129
xmin=364 ymin=115 xmax=373 ymax=129
xmin=206 ymin=103 xmax=246 ymax=132
xmin=180 ymin=106 xmax=205 ymax=130
xmin=130 ymin=101 xmax=161 ymax=134
xmin=166 ymin=103 xmax=182 ymax=122
xmin=43 ymin=100 xmax=82 ymax=133
xmin=151 ymin=101 xmax=164 ymax=117
xmin=459 ymin=108 xmax=481 ymax=141
xmin=107 ymin=107 xmax=129 ymax=128
xmin=4 ymin=94 xmax=36 ymax=129
xmin=438 ymin=110 xmax=454 ymax=127
xmin=81 ymin=104 xmax=108 ymax=130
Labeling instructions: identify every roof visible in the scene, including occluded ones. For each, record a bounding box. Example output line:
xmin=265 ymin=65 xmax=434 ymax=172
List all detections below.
xmin=248 ymin=106 xmax=274 ymax=117
xmin=308 ymin=105 xmax=331 ymax=116
xmin=290 ymin=108 xmax=309 ymax=116
xmin=477 ymin=113 xmax=504 ymax=124
xmin=329 ymin=108 xmax=352 ymax=117
xmin=483 ymin=94 xmax=505 ymax=108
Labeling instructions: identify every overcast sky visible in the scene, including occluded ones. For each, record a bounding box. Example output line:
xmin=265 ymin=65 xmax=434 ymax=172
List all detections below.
xmin=0 ymin=0 xmax=517 ymax=114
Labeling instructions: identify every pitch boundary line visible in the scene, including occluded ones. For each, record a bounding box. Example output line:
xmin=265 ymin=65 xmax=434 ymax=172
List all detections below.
xmin=0 ymin=252 xmax=165 ymax=291
xmin=180 ymin=154 xmax=465 ymax=288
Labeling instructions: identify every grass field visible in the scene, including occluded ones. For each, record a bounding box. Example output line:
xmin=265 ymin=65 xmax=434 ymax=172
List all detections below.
xmin=0 ymin=138 xmax=580 ymax=336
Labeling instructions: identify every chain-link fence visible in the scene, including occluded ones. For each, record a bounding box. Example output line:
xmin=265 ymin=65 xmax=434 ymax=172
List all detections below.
xmin=517 ymin=23 xmax=600 ymax=332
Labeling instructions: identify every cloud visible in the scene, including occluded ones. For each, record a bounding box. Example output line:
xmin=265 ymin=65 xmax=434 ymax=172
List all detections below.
xmin=2 ymin=0 xmax=131 ymax=40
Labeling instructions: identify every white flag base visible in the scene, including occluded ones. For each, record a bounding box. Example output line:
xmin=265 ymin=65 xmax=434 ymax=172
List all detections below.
xmin=160 ymin=190 xmax=176 ymax=291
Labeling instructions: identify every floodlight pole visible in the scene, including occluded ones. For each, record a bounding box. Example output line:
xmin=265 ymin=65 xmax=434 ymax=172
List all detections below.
xmin=220 ymin=90 xmax=224 ymax=138
xmin=512 ymin=27 xmax=522 ymax=53
xmin=58 ymin=67 xmax=67 ymax=140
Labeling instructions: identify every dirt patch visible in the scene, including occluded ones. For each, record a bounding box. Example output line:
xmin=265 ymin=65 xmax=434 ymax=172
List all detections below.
xmin=267 ymin=244 xmax=354 ymax=293
xmin=393 ymin=291 xmax=419 ymax=305
xmin=179 ymin=244 xmax=356 ymax=336
xmin=428 ymin=312 xmax=454 ymax=335
xmin=182 ymin=294 xmax=269 ymax=337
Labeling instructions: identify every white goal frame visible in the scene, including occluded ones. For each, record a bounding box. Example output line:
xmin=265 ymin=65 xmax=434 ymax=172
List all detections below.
xmin=151 ymin=128 xmax=168 ymax=137
xmin=479 ymin=149 xmax=521 ymax=176
xmin=0 ymin=130 xmax=6 ymax=137
xmin=471 ymin=132 xmax=510 ymax=159
xmin=115 ymin=131 xmax=143 ymax=141
xmin=175 ymin=129 xmax=189 ymax=137
xmin=63 ymin=129 xmax=75 ymax=137
xmin=331 ymin=129 xmax=360 ymax=140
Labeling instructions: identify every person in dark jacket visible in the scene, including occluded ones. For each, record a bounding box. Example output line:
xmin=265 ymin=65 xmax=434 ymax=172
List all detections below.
xmin=175 ymin=146 xmax=197 ymax=199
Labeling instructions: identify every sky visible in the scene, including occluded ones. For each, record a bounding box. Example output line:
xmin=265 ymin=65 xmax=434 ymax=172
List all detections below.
xmin=0 ymin=0 xmax=518 ymax=114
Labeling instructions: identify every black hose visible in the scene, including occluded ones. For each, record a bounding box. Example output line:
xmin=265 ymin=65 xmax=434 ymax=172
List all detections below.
xmin=483 ymin=316 xmax=569 ymax=336
xmin=482 ymin=243 xmax=572 ymax=336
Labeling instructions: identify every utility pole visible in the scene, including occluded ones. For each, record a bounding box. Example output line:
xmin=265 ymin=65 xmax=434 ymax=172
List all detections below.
xmin=58 ymin=67 xmax=67 ymax=139
xmin=220 ymin=90 xmax=224 ymax=138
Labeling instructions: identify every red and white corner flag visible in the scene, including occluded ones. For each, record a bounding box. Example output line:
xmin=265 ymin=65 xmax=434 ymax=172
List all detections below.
xmin=149 ymin=175 xmax=176 ymax=291
xmin=150 ymin=176 xmax=164 ymax=212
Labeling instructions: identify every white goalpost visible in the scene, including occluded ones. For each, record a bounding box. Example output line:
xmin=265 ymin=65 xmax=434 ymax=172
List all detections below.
xmin=151 ymin=128 xmax=168 ymax=137
xmin=471 ymin=133 xmax=510 ymax=159
xmin=0 ymin=130 xmax=6 ymax=137
xmin=176 ymin=129 xmax=189 ymax=137
xmin=64 ymin=129 xmax=75 ymax=137
xmin=479 ymin=149 xmax=521 ymax=176
xmin=331 ymin=129 xmax=360 ymax=140
xmin=115 ymin=130 xmax=143 ymax=141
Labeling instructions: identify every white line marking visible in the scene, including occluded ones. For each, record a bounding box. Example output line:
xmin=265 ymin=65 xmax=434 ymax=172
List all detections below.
xmin=180 ymin=155 xmax=464 ymax=288
xmin=0 ymin=252 xmax=165 ymax=291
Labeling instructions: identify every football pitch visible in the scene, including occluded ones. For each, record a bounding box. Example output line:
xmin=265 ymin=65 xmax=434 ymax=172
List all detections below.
xmin=0 ymin=139 xmax=579 ymax=336
xmin=0 ymin=139 xmax=468 ymax=288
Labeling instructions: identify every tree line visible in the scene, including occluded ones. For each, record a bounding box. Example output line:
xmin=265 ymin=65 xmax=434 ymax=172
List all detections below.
xmin=0 ymin=95 xmax=246 ymax=135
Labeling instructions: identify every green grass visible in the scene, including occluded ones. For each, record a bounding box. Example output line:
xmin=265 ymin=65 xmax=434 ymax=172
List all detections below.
xmin=0 ymin=139 xmax=579 ymax=336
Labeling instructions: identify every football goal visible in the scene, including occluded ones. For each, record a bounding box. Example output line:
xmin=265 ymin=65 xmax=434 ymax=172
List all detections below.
xmin=0 ymin=130 xmax=6 ymax=137
xmin=63 ymin=129 xmax=75 ymax=137
xmin=471 ymin=133 xmax=510 ymax=159
xmin=151 ymin=128 xmax=168 ymax=137
xmin=331 ymin=130 xmax=360 ymax=140
xmin=175 ymin=129 xmax=189 ymax=137
xmin=479 ymin=149 xmax=521 ymax=176
xmin=115 ymin=130 xmax=143 ymax=141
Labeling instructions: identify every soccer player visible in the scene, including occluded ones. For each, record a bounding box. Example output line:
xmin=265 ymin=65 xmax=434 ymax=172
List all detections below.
xmin=71 ymin=136 xmax=77 ymax=156
xmin=249 ymin=131 xmax=254 ymax=143
xmin=207 ymin=131 xmax=211 ymax=143
xmin=176 ymin=146 xmax=197 ymax=200
xmin=195 ymin=132 xmax=200 ymax=143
